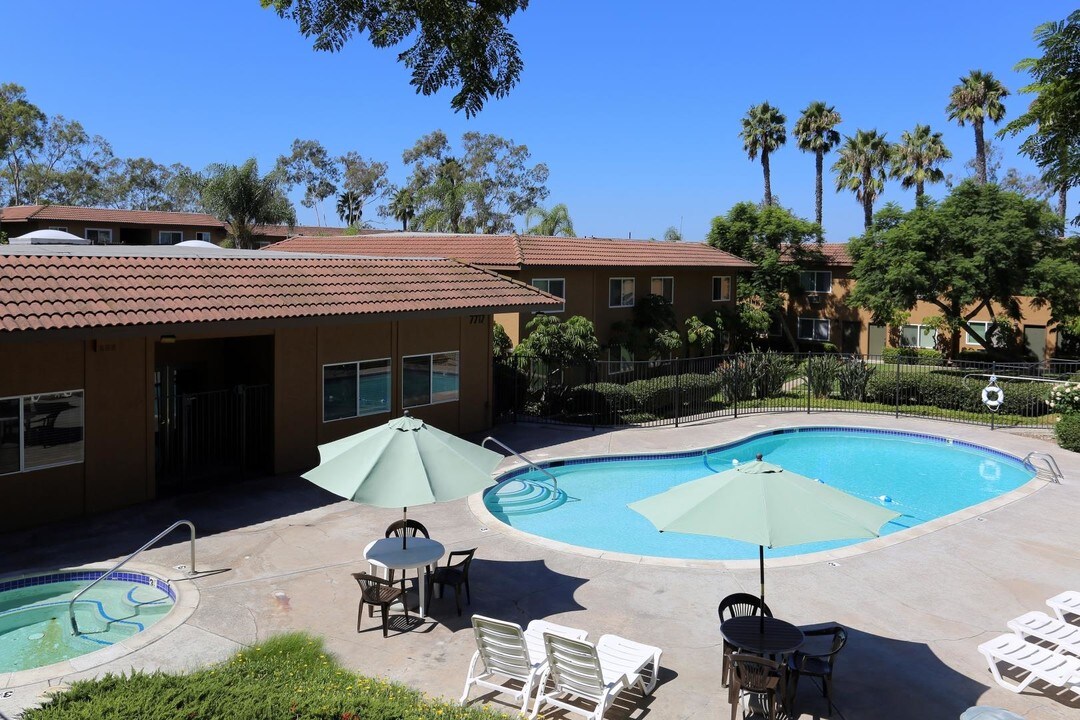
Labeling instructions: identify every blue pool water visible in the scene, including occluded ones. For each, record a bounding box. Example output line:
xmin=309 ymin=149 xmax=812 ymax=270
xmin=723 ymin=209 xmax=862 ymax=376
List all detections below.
xmin=485 ymin=428 xmax=1035 ymax=560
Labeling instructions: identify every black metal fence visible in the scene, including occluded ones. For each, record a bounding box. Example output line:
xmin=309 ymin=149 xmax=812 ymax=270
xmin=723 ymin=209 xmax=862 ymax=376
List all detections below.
xmin=494 ymin=352 xmax=1072 ymax=430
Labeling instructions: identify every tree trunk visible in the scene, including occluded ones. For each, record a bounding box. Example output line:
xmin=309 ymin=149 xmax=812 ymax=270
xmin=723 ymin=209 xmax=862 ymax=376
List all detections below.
xmin=762 ymin=150 xmax=772 ymax=207
xmin=401 ymin=216 xmax=408 ymax=231
xmin=1058 ymin=185 xmax=1068 ymax=219
xmin=814 ymin=150 xmax=823 ymax=226
xmin=861 ymin=168 xmax=873 ymax=230
xmin=778 ymin=310 xmax=799 ymax=351
xmin=974 ymin=119 xmax=987 ymax=185
xmin=916 ymin=181 xmax=924 ymax=199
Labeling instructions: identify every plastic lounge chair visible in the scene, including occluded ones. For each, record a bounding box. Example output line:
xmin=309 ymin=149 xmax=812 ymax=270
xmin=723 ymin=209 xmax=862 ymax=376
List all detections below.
xmin=978 ymin=634 xmax=1080 ymax=695
xmin=530 ymin=633 xmax=662 ymax=720
xmin=460 ymin=615 xmax=588 ymax=712
xmin=1009 ymin=611 xmax=1080 ymax=656
xmin=718 ymin=592 xmax=773 ymax=687
xmin=1047 ymin=591 xmax=1080 ymax=623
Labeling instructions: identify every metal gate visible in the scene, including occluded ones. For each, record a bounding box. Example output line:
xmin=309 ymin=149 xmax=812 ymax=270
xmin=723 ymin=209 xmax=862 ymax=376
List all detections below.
xmin=156 ymin=384 xmax=272 ymax=491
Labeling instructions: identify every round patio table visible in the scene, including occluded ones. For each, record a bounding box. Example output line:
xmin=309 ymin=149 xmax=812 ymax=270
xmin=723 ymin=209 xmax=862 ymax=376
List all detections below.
xmin=720 ymin=615 xmax=805 ymax=656
xmin=363 ymin=537 xmax=445 ymax=617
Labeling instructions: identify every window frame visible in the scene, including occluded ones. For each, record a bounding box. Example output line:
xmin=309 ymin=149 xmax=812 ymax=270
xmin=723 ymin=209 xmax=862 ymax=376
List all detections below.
xmin=965 ymin=321 xmax=994 ymax=347
xmin=608 ymin=277 xmax=636 ymax=308
xmin=530 ymin=278 xmax=565 ymax=313
xmin=797 ymin=317 xmax=831 ymax=342
xmin=899 ymin=324 xmax=938 ymax=349
xmin=0 ymin=389 xmax=85 ymax=476
xmin=606 ymin=345 xmax=634 ymax=375
xmin=47 ymin=226 xmax=68 ymax=232
xmin=800 ymin=270 xmax=833 ymax=294
xmin=194 ymin=231 xmax=213 ymax=242
xmin=402 ymin=351 xmax=461 ymax=409
xmin=321 ymin=358 xmax=392 ymax=422
xmin=650 ymin=276 xmax=675 ymax=304
xmin=712 ymin=276 xmax=732 ymax=302
xmin=158 ymin=230 xmax=184 ymax=245
xmin=85 ymin=228 xmax=113 ymax=244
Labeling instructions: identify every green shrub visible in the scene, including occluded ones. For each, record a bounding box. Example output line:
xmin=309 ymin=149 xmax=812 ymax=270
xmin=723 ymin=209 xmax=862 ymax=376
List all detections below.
xmin=805 ymin=354 xmax=842 ymax=398
xmin=866 ymin=370 xmax=979 ymax=410
xmin=715 ymin=358 xmax=755 ymax=402
xmin=1049 ymin=382 xmax=1080 ymax=414
xmin=747 ymin=350 xmax=797 ymax=398
xmin=882 ymin=347 xmax=944 ymax=365
xmin=1055 ymin=413 xmax=1080 ymax=452
xmin=625 ymin=376 xmax=680 ymax=413
xmin=622 ymin=411 xmax=659 ymax=424
xmin=998 ymin=380 xmax=1050 ymax=416
xmin=567 ymin=382 xmax=634 ymax=420
xmin=837 ymin=357 xmax=876 ymax=401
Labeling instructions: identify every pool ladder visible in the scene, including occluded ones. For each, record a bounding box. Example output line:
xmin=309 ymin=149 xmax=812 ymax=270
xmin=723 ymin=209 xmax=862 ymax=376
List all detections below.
xmin=1023 ymin=452 xmax=1064 ymax=484
xmin=69 ymin=520 xmax=197 ymax=636
xmin=482 ymin=437 xmax=558 ymax=494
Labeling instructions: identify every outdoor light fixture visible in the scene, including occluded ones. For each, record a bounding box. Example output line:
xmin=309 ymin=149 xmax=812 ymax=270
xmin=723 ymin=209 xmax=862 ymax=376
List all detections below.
xmin=160 ymin=335 xmax=177 ymax=344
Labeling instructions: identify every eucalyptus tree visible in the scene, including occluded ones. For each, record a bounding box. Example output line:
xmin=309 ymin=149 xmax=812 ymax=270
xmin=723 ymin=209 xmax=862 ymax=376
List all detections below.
xmin=890 ymin=124 xmax=952 ymax=199
xmin=201 ymin=159 xmax=295 ymax=249
xmin=739 ymin=102 xmax=787 ymax=206
xmin=337 ymin=152 xmax=389 ymax=225
xmin=833 ymin=130 xmax=890 ymax=230
xmin=275 ymin=139 xmax=340 ymax=226
xmin=947 ymin=70 xmax=1009 ymax=185
xmin=793 ymin=101 xmax=842 ymax=225
xmin=524 ymin=203 xmax=575 ymax=236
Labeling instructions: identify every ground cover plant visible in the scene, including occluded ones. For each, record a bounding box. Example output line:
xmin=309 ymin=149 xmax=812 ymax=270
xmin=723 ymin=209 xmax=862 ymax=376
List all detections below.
xmin=24 ymin=633 xmax=508 ymax=720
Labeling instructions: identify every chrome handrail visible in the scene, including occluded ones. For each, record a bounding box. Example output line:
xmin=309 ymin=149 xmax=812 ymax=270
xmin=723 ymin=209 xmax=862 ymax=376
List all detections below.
xmin=69 ymin=520 xmax=196 ymax=635
xmin=1023 ymin=452 xmax=1064 ymax=484
xmin=482 ymin=437 xmax=559 ymax=494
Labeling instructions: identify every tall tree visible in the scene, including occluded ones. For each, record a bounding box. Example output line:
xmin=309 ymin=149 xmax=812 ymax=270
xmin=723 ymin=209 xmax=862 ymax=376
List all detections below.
xmin=415 ymin=158 xmax=471 ymax=232
xmin=201 ymin=159 xmax=296 ymax=249
xmin=947 ymin=70 xmax=1009 ymax=185
xmin=524 ymin=204 xmax=575 ymax=236
xmin=275 ymin=139 xmax=340 ymax=225
xmin=793 ymin=101 xmax=842 ymax=226
xmin=663 ymin=226 xmax=682 ymax=242
xmin=0 ymin=83 xmax=46 ymax=205
xmin=337 ymin=151 xmax=389 ymax=225
xmin=890 ymin=124 xmax=952 ymax=199
xmin=1001 ymin=10 xmax=1080 ymax=221
xmin=849 ymin=181 xmax=1077 ymax=357
xmin=262 ymin=0 xmax=529 ymax=116
xmin=739 ymin=102 xmax=787 ymax=206
xmin=383 ymin=186 xmax=416 ymax=231
xmin=833 ymin=129 xmax=890 ymax=230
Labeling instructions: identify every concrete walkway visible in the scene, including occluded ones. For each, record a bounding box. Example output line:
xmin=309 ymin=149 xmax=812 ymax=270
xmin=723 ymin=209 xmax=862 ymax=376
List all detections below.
xmin=2 ymin=413 xmax=1079 ymax=720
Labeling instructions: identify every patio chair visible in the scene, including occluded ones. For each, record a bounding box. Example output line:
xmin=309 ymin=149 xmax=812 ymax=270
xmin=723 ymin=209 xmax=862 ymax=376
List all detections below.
xmin=530 ymin=633 xmax=662 ymax=720
xmin=1008 ymin=611 xmax=1080 ymax=656
xmin=1047 ymin=591 xmax=1080 ymax=623
xmin=977 ymin=633 xmax=1080 ymax=696
xmin=719 ymin=593 xmax=773 ymax=687
xmin=728 ymin=653 xmax=785 ymax=720
xmin=430 ymin=548 xmax=476 ymax=616
xmin=460 ymin=614 xmax=588 ymax=712
xmin=383 ymin=519 xmax=433 ymax=591
xmin=786 ymin=625 xmax=847 ymax=713
xmin=352 ymin=572 xmax=408 ymax=637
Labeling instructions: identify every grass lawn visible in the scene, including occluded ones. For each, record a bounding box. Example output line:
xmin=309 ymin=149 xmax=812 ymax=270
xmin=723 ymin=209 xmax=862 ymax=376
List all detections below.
xmin=25 ymin=633 xmax=508 ymax=720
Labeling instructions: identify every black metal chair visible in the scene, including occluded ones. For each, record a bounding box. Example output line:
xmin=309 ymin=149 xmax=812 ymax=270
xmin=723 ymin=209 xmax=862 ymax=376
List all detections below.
xmin=786 ymin=625 xmax=847 ymax=714
xmin=719 ymin=593 xmax=773 ymax=687
xmin=429 ymin=548 xmax=476 ymax=616
xmin=728 ymin=653 xmax=785 ymax=720
xmin=383 ymin=519 xmax=432 ymax=591
xmin=352 ymin=572 xmax=407 ymax=637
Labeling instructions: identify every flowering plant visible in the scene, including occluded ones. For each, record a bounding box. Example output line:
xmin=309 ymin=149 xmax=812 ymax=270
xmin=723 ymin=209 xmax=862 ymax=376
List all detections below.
xmin=1048 ymin=383 xmax=1080 ymax=414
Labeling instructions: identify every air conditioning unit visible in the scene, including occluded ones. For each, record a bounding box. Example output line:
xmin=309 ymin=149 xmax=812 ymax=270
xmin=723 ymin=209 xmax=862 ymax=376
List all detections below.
xmin=809 ymin=294 xmax=825 ymax=306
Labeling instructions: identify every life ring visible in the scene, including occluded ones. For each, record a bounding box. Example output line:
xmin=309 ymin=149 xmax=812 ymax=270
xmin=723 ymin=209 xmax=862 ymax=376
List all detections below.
xmin=982 ymin=384 xmax=1005 ymax=412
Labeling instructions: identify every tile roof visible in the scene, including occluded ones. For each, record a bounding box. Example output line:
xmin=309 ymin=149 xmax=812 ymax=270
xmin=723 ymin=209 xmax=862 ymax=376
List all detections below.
xmin=264 ymin=233 xmax=754 ymax=269
xmin=779 ymin=243 xmax=853 ymax=267
xmin=0 ymin=247 xmax=559 ymax=334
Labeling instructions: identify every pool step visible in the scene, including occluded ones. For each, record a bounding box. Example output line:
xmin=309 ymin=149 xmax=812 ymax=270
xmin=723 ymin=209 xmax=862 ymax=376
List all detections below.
xmin=484 ymin=478 xmax=567 ymax=516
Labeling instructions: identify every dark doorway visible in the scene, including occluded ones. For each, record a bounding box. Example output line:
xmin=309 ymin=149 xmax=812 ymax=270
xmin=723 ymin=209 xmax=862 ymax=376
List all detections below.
xmin=841 ymin=321 xmax=862 ymax=354
xmin=119 ymin=227 xmax=151 ymax=245
xmin=155 ymin=335 xmax=274 ymax=493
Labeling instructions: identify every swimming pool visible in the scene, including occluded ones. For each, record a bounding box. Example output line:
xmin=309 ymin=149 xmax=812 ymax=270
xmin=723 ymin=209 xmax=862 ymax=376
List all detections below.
xmin=483 ymin=427 xmax=1035 ymax=560
xmin=0 ymin=570 xmax=175 ymax=673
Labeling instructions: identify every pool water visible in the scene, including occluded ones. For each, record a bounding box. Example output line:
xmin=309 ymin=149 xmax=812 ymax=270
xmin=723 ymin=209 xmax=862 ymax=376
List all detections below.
xmin=486 ymin=428 xmax=1034 ymax=560
xmin=0 ymin=575 xmax=174 ymax=673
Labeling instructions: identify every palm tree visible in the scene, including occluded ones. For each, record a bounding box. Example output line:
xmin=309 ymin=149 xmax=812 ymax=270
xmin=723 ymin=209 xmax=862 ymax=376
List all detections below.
xmin=890 ymin=124 xmax=952 ymax=199
xmin=387 ymin=187 xmax=416 ymax=231
xmin=793 ymin=101 xmax=842 ymax=226
xmin=201 ymin=159 xmax=295 ymax=249
xmin=832 ymin=130 xmax=890 ymax=230
xmin=524 ymin=203 xmax=575 ymax=236
xmin=415 ymin=158 xmax=470 ymax=232
xmin=947 ymin=70 xmax=1009 ymax=184
xmin=739 ymin=102 xmax=787 ymax=206
xmin=336 ymin=191 xmax=363 ymax=226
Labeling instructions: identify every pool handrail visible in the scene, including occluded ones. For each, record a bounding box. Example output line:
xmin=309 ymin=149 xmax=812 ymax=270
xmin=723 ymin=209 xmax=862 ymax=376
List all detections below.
xmin=1023 ymin=452 xmax=1064 ymax=484
xmin=482 ymin=436 xmax=559 ymax=494
xmin=69 ymin=519 xmax=196 ymax=636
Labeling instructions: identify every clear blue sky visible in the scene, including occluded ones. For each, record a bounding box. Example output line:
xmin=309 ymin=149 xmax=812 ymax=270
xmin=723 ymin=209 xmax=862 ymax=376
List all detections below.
xmin=4 ymin=0 xmax=1068 ymax=241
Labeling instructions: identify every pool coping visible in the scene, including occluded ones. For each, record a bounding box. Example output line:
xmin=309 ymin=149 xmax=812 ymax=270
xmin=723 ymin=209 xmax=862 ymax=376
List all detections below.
xmin=0 ymin=561 xmax=200 ymax=689
xmin=467 ymin=422 xmax=1050 ymax=570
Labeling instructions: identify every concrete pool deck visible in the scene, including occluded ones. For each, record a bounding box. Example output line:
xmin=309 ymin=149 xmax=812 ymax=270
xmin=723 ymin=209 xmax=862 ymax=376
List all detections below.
xmin=2 ymin=413 xmax=1079 ymax=719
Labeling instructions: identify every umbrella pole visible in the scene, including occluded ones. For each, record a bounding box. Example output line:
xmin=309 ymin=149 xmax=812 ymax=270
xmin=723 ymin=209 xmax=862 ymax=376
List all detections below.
xmin=402 ymin=507 xmax=408 ymax=550
xmin=759 ymin=545 xmax=765 ymax=633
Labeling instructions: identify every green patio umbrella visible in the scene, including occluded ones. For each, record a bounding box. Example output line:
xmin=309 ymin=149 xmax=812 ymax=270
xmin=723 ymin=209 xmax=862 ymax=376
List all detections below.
xmin=628 ymin=455 xmax=900 ymax=619
xmin=302 ymin=412 xmax=503 ymax=547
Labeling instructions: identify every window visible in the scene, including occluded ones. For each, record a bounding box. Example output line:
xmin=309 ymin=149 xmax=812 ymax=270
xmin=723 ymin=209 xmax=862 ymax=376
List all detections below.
xmin=158 ymin=231 xmax=183 ymax=245
xmin=531 ymin=278 xmax=565 ymax=313
xmin=797 ymin=318 xmax=831 ymax=342
xmin=900 ymin=324 xmax=937 ymax=349
xmin=85 ymin=228 xmax=112 ymax=245
xmin=607 ymin=345 xmax=634 ymax=375
xmin=403 ymin=351 xmax=460 ymax=408
xmin=322 ymin=359 xmax=391 ymax=422
xmin=48 ymin=226 xmax=68 ymax=232
xmin=800 ymin=270 xmax=832 ymax=294
xmin=650 ymin=277 xmax=674 ymax=304
xmin=712 ymin=276 xmax=732 ymax=302
xmin=608 ymin=278 xmax=635 ymax=307
xmin=965 ymin=321 xmax=1004 ymax=347
xmin=0 ymin=390 xmax=84 ymax=475
xmin=195 ymin=231 xmax=213 ymax=242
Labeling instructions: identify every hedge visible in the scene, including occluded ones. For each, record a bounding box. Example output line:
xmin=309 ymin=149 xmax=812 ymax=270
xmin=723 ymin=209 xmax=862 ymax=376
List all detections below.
xmin=881 ymin=347 xmax=944 ymax=365
xmin=1056 ymin=413 xmax=1080 ymax=452
xmin=865 ymin=371 xmax=1050 ymax=415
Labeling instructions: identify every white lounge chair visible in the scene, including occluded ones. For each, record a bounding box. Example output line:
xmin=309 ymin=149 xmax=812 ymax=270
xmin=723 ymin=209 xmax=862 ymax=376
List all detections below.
xmin=1008 ymin=611 xmax=1080 ymax=656
xmin=461 ymin=615 xmax=588 ymax=713
xmin=978 ymin=633 xmax=1080 ymax=695
xmin=531 ymin=633 xmax=662 ymax=720
xmin=1047 ymin=591 xmax=1080 ymax=623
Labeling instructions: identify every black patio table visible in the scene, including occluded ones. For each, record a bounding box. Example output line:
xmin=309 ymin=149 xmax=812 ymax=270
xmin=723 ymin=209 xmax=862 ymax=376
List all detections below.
xmin=720 ymin=615 xmax=805 ymax=656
